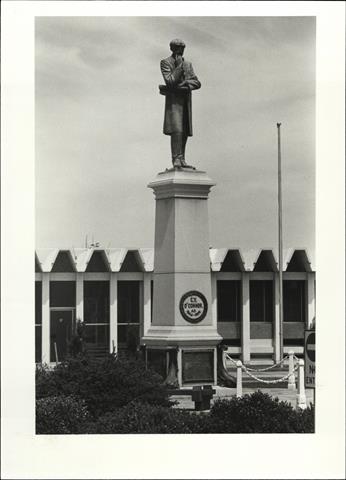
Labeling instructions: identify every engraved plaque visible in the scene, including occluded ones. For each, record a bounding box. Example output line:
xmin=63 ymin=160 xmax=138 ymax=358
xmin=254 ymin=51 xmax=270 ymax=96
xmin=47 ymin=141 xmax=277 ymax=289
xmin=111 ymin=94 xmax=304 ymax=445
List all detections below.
xmin=182 ymin=350 xmax=214 ymax=383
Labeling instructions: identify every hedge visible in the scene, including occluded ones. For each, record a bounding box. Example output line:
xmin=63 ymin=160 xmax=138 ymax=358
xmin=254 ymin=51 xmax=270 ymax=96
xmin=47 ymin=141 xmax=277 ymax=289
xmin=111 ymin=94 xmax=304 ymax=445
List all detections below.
xmin=209 ymin=391 xmax=315 ymax=433
xmin=78 ymin=392 xmax=314 ymax=434
xmin=36 ymin=358 xmax=314 ymax=434
xmin=36 ymin=395 xmax=90 ymax=434
xmin=36 ymin=355 xmax=172 ymax=417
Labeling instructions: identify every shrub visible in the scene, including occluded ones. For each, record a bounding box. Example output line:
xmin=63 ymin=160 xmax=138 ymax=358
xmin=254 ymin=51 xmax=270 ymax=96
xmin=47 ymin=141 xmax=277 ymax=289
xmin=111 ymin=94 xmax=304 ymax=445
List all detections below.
xmin=36 ymin=395 xmax=90 ymax=434
xmin=79 ymin=401 xmax=209 ymax=434
xmin=36 ymin=355 xmax=172 ymax=417
xmin=208 ymin=391 xmax=315 ymax=433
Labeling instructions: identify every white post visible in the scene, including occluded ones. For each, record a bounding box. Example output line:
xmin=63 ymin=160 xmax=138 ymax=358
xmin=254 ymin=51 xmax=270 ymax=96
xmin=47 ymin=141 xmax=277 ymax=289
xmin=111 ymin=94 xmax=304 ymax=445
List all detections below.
xmin=110 ymin=273 xmax=118 ymax=354
xmin=288 ymin=350 xmax=296 ymax=390
xmin=274 ymin=272 xmax=281 ymax=363
xmin=143 ymin=273 xmax=152 ymax=337
xmin=76 ymin=273 xmax=84 ymax=324
xmin=236 ymin=360 xmax=243 ymax=398
xmin=213 ymin=347 xmax=218 ymax=386
xmin=241 ymin=272 xmax=250 ymax=363
xmin=177 ymin=348 xmax=183 ymax=387
xmin=211 ymin=274 xmax=218 ymax=329
xmin=296 ymin=359 xmax=307 ymax=409
xmin=41 ymin=273 xmax=50 ymax=364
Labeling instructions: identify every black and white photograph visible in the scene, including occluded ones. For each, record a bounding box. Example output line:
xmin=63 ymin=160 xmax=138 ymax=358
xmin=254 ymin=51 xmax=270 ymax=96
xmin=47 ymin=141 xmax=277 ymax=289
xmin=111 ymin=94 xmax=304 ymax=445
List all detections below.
xmin=34 ymin=14 xmax=316 ymax=433
xmin=1 ymin=2 xmax=345 ymax=479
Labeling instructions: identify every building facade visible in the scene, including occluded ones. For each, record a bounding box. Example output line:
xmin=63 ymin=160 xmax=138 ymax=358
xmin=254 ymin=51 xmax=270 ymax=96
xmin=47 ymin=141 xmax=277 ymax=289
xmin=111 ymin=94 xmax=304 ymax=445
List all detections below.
xmin=35 ymin=247 xmax=315 ymax=365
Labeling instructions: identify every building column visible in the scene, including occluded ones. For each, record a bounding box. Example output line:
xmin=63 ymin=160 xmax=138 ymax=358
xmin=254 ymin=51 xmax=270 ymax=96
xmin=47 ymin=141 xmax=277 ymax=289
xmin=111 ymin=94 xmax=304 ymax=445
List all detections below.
xmin=307 ymin=272 xmax=315 ymax=329
xmin=274 ymin=272 xmax=281 ymax=363
xmin=41 ymin=273 xmax=50 ymax=364
xmin=76 ymin=273 xmax=84 ymax=323
xmin=211 ymin=274 xmax=218 ymax=329
xmin=110 ymin=273 xmax=118 ymax=354
xmin=241 ymin=272 xmax=250 ymax=363
xmin=143 ymin=273 xmax=152 ymax=338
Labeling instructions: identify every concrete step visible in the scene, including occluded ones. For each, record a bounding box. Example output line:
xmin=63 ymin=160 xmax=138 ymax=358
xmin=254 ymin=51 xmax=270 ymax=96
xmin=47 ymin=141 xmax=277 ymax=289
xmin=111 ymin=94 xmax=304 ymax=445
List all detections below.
xmin=85 ymin=343 xmax=109 ymax=358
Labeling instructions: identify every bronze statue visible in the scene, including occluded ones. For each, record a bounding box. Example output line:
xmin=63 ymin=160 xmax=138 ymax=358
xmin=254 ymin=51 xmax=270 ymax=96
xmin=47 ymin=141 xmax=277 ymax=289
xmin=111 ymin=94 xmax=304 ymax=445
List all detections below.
xmin=159 ymin=39 xmax=201 ymax=168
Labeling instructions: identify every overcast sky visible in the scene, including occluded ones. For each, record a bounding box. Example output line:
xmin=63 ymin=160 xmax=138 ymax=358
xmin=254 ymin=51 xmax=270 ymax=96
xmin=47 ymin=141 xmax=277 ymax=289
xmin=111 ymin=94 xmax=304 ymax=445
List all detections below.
xmin=35 ymin=16 xmax=315 ymax=258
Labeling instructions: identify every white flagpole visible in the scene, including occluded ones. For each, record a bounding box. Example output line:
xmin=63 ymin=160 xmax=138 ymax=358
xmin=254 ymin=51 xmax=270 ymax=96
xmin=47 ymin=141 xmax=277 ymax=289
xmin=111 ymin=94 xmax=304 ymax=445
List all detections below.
xmin=277 ymin=123 xmax=284 ymax=360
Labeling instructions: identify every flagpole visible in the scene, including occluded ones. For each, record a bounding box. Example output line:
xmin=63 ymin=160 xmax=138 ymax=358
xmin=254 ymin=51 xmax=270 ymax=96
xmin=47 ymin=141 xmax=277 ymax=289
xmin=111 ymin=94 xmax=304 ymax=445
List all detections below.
xmin=277 ymin=123 xmax=284 ymax=360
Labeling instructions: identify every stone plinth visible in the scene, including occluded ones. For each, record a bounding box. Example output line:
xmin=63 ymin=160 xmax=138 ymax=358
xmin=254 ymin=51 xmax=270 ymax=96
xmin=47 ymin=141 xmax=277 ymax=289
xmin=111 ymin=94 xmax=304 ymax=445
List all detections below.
xmin=142 ymin=168 xmax=222 ymax=385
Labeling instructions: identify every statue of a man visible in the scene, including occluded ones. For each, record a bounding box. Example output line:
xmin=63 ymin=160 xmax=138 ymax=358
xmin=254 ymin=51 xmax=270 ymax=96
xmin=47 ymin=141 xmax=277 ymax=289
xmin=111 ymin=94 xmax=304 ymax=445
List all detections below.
xmin=159 ymin=39 xmax=201 ymax=168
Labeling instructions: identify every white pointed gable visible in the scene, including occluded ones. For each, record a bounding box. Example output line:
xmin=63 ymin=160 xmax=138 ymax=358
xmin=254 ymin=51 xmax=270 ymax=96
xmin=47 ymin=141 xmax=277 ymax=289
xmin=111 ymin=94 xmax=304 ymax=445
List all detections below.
xmin=36 ymin=248 xmax=59 ymax=272
xmin=139 ymin=248 xmax=154 ymax=272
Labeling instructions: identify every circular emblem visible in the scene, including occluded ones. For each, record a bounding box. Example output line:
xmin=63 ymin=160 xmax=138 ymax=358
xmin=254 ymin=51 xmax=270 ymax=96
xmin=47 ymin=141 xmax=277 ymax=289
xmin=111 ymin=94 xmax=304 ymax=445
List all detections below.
xmin=179 ymin=290 xmax=208 ymax=324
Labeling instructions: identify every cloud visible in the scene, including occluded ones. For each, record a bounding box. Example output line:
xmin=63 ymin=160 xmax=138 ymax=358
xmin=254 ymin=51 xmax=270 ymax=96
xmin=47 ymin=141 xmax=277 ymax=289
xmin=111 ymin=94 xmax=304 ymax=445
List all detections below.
xmin=36 ymin=16 xmax=315 ymax=255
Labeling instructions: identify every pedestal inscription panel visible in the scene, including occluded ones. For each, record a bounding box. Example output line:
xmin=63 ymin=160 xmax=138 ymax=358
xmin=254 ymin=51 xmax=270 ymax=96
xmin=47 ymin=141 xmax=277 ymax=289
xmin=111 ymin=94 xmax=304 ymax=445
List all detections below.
xmin=182 ymin=350 xmax=214 ymax=384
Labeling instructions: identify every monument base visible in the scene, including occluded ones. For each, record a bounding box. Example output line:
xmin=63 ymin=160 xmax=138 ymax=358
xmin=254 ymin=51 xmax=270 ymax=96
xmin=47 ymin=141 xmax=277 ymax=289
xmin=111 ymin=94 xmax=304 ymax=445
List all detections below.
xmin=144 ymin=345 xmax=218 ymax=387
xmin=142 ymin=326 xmax=220 ymax=386
xmin=144 ymin=167 xmax=221 ymax=387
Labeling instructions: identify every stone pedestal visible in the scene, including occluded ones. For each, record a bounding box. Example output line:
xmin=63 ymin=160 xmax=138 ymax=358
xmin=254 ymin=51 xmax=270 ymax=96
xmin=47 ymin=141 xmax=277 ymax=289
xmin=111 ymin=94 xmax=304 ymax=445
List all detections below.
xmin=142 ymin=168 xmax=222 ymax=386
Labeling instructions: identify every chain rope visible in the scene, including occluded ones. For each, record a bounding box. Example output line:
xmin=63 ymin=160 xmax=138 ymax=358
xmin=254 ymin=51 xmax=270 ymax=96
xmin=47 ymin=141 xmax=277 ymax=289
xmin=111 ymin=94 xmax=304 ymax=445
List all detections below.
xmin=244 ymin=356 xmax=289 ymax=372
xmin=240 ymin=363 xmax=299 ymax=384
xmin=224 ymin=353 xmax=296 ymax=372
xmin=224 ymin=353 xmax=299 ymax=385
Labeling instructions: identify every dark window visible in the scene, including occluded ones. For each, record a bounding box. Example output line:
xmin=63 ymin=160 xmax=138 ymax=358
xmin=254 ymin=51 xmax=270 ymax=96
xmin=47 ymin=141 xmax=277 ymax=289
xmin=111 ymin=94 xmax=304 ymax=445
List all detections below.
xmin=35 ymin=326 xmax=42 ymax=363
xmin=118 ymin=281 xmax=140 ymax=324
xmin=84 ymin=281 xmax=110 ymax=324
xmin=217 ymin=281 xmax=241 ymax=322
xmin=283 ymin=280 xmax=305 ymax=322
xmin=118 ymin=281 xmax=140 ymax=348
xmin=50 ymin=281 xmax=75 ymax=308
xmin=83 ymin=324 xmax=109 ymax=345
xmin=250 ymin=280 xmax=273 ymax=322
xmin=283 ymin=338 xmax=304 ymax=347
xmin=118 ymin=324 xmax=140 ymax=345
xmin=50 ymin=310 xmax=74 ymax=362
xmin=35 ymin=282 xmax=42 ymax=363
xmin=35 ymin=282 xmax=42 ymax=324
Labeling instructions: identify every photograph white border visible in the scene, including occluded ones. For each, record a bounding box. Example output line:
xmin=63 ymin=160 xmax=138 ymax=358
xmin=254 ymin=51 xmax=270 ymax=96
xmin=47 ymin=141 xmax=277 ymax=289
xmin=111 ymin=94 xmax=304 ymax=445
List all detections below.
xmin=1 ymin=1 xmax=345 ymax=479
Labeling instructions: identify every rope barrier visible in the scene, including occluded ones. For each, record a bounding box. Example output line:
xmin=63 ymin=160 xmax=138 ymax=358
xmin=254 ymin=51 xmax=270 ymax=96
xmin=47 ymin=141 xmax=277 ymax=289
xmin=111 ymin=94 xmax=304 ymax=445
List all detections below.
xmin=224 ymin=353 xmax=296 ymax=372
xmin=244 ymin=356 xmax=289 ymax=372
xmin=224 ymin=354 xmax=238 ymax=367
xmin=224 ymin=352 xmax=299 ymax=386
xmin=240 ymin=363 xmax=299 ymax=385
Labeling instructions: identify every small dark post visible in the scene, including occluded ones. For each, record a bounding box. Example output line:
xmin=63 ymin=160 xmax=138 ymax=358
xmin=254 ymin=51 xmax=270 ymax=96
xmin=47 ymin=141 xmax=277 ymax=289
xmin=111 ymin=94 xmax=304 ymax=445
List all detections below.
xmin=54 ymin=341 xmax=59 ymax=366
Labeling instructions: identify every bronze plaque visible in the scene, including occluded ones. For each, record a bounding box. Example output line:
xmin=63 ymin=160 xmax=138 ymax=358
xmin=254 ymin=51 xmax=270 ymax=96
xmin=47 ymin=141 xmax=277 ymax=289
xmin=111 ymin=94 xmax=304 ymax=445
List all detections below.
xmin=179 ymin=290 xmax=208 ymax=324
xmin=182 ymin=350 xmax=214 ymax=383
